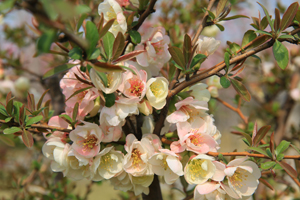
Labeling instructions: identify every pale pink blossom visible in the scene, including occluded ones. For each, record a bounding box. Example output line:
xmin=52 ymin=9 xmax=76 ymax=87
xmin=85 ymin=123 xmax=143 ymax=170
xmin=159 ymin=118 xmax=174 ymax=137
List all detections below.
xmin=69 ymin=121 xmax=104 ymax=158
xmin=194 ymin=181 xmax=237 ymax=200
xmin=60 ymin=62 xmax=100 ymax=120
xmin=118 ymin=65 xmax=147 ymax=101
xmin=148 ymin=149 xmax=183 ymax=184
xmin=44 ymin=116 xmax=69 ymax=141
xmin=100 ymin=122 xmax=123 ymax=142
xmin=196 ymin=37 xmax=221 ymax=57
xmin=135 ymin=27 xmax=171 ymax=76
xmin=123 ymin=134 xmax=155 ymax=176
xmin=138 ymin=99 xmax=153 ymax=116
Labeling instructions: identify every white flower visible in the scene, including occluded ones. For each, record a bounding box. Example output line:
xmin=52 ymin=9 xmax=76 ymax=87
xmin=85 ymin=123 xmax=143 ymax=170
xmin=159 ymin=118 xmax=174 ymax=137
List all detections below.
xmin=123 ymin=134 xmax=155 ymax=176
xmin=69 ymin=121 xmax=104 ymax=158
xmin=110 ymin=170 xmax=133 ymax=192
xmin=190 ymin=83 xmax=211 ymax=102
xmin=184 ymin=154 xmax=216 ymax=185
xmin=90 ymin=68 xmax=123 ymax=94
xmin=138 ymin=100 xmax=153 ymax=116
xmin=98 ymin=0 xmax=127 ymax=36
xmin=224 ymin=157 xmax=261 ymax=198
xmin=148 ymin=149 xmax=183 ymax=184
xmin=130 ymin=174 xmax=154 ymax=195
xmin=93 ymin=146 xmax=124 ymax=181
xmin=42 ymin=137 xmax=65 ymax=160
xmin=146 ymin=77 xmax=169 ymax=109
xmin=196 ymin=37 xmax=221 ymax=56
xmin=194 ymin=182 xmax=234 ymax=200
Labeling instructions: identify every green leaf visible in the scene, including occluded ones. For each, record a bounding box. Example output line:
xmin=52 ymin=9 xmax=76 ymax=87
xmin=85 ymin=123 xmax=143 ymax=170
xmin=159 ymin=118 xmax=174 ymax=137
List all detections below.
xmin=272 ymin=40 xmax=289 ymax=70
xmin=89 ymin=48 xmax=101 ymax=60
xmin=253 ymin=125 xmax=271 ymax=146
xmin=275 ymin=140 xmax=290 ymax=155
xmin=0 ymin=105 xmax=8 ymax=117
xmin=86 ymin=21 xmax=100 ymax=59
xmin=59 ymin=114 xmax=73 ymax=124
xmin=216 ymin=0 xmax=228 ymax=17
xmin=276 ymin=153 xmax=285 ymax=161
xmin=37 ymin=30 xmax=57 ymax=54
xmin=6 ymin=98 xmax=14 ymax=115
xmin=255 ymin=30 xmax=272 ymax=36
xmin=77 ymin=13 xmax=88 ymax=32
xmin=168 ymin=47 xmax=186 ymax=70
xmin=229 ymin=43 xmax=241 ymax=54
xmin=43 ymin=63 xmax=77 ymax=79
xmin=72 ymin=102 xmax=79 ymax=121
xmin=37 ymin=89 xmax=50 ymax=110
xmin=68 ymin=47 xmax=82 ymax=60
xmin=278 ymin=34 xmax=295 ymax=39
xmin=22 ymin=130 xmax=34 ymax=148
xmin=261 ymin=161 xmax=276 ymax=170
xmin=222 ymin=15 xmax=249 ymax=21
xmin=119 ymin=66 xmax=137 ymax=75
xmin=129 ymin=30 xmax=141 ymax=44
xmin=280 ymin=2 xmax=299 ymax=31
xmin=102 ymin=32 xmax=115 ymax=60
xmin=103 ymin=93 xmax=116 ymax=107
xmin=75 ymin=5 xmax=91 ymax=15
xmin=13 ymin=101 xmax=23 ymax=123
xmin=220 ymin=76 xmax=231 ymax=88
xmin=4 ymin=117 xmax=12 ymax=122
xmin=0 ymin=0 xmax=15 ymax=13
xmin=239 ymin=131 xmax=252 ymax=146
xmin=230 ymin=78 xmax=251 ymax=102
xmin=215 ymin=24 xmax=225 ymax=31
xmin=266 ymin=148 xmax=273 ymax=158
xmin=3 ymin=127 xmax=21 ymax=134
xmin=248 ymin=147 xmax=270 ymax=157
xmin=26 ymin=115 xmax=43 ymax=126
xmin=224 ymin=52 xmax=230 ymax=68
xmin=0 ymin=135 xmax=15 ymax=147
xmin=257 ymin=2 xmax=274 ymax=32
xmin=190 ymin=54 xmax=207 ymax=69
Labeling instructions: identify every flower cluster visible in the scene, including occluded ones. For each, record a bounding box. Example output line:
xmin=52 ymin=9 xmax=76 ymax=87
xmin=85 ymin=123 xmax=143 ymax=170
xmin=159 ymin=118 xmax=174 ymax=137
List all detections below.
xmin=41 ymin=0 xmax=261 ymax=198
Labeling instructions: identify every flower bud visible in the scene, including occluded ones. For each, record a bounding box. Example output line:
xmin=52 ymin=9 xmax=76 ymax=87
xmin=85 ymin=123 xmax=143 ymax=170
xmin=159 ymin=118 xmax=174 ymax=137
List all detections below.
xmin=89 ymin=97 xmax=101 ymax=117
xmin=141 ymin=116 xmax=155 ymax=134
xmin=138 ymin=100 xmax=153 ymax=116
xmin=15 ymin=77 xmax=30 ymax=92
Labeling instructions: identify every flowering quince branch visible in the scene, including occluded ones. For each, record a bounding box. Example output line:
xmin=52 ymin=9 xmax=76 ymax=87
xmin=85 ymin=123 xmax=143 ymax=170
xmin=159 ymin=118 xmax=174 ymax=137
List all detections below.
xmin=2 ymin=0 xmax=300 ymax=200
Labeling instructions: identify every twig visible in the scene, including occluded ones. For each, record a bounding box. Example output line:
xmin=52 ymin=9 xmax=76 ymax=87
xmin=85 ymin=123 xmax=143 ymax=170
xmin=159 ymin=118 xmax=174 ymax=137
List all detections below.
xmin=191 ymin=0 xmax=216 ymax=46
xmin=215 ymin=97 xmax=248 ymax=124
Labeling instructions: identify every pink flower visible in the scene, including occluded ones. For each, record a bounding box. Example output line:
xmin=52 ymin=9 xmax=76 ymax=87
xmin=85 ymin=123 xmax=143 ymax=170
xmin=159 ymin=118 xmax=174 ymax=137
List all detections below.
xmin=60 ymin=62 xmax=100 ymax=120
xmin=100 ymin=122 xmax=122 ymax=143
xmin=118 ymin=65 xmax=147 ymax=101
xmin=69 ymin=121 xmax=104 ymax=158
xmin=44 ymin=116 xmax=69 ymax=141
xmin=135 ymin=27 xmax=171 ymax=76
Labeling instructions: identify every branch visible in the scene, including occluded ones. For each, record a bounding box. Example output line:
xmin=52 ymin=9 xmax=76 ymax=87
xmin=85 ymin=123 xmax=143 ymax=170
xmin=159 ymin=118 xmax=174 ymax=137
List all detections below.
xmin=215 ymin=97 xmax=248 ymax=124
xmin=191 ymin=0 xmax=216 ymax=45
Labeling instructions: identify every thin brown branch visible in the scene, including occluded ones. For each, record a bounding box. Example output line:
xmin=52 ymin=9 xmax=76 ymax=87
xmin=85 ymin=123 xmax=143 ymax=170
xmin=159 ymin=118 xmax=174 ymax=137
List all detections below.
xmin=216 ymin=97 xmax=248 ymax=124
xmin=191 ymin=0 xmax=216 ymax=45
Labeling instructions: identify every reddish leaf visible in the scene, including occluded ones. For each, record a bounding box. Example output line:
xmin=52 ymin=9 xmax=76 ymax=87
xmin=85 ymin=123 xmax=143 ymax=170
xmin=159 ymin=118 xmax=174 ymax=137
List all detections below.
xmin=112 ymin=50 xmax=145 ymax=64
xmin=92 ymin=61 xmax=123 ymax=73
xmin=72 ymin=102 xmax=79 ymax=121
xmin=253 ymin=125 xmax=271 ymax=146
xmin=22 ymin=130 xmax=34 ymax=148
xmin=270 ymin=132 xmax=275 ymax=155
xmin=216 ymin=0 xmax=228 ymax=17
xmin=246 ymin=34 xmax=271 ymax=49
xmin=230 ymin=78 xmax=251 ymax=102
xmin=99 ymin=18 xmax=115 ymax=38
xmin=274 ymin=8 xmax=281 ymax=32
xmin=65 ymin=87 xmax=92 ymax=102
xmin=278 ymin=161 xmax=298 ymax=178
xmin=74 ymin=73 xmax=91 ymax=85
xmin=251 ymin=121 xmax=258 ymax=144
xmin=37 ymin=89 xmax=50 ymax=110
xmin=183 ymin=34 xmax=192 ymax=65
xmin=6 ymin=91 xmax=12 ymax=106
xmin=98 ymin=13 xmax=104 ymax=33
xmin=0 ymin=135 xmax=15 ymax=147
xmin=280 ymin=2 xmax=299 ymax=31
xmin=112 ymin=32 xmax=125 ymax=61
xmin=27 ymin=93 xmax=33 ymax=111
xmin=168 ymin=46 xmax=186 ymax=70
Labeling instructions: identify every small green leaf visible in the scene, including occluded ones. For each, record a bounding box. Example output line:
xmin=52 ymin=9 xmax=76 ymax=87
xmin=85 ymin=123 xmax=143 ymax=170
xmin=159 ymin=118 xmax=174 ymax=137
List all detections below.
xmin=168 ymin=47 xmax=186 ymax=70
xmin=255 ymin=30 xmax=272 ymax=36
xmin=276 ymin=153 xmax=285 ymax=161
xmin=22 ymin=130 xmax=34 ymax=148
xmin=257 ymin=2 xmax=274 ymax=32
xmin=75 ymin=4 xmax=91 ymax=15
xmin=26 ymin=115 xmax=43 ymax=126
xmin=190 ymin=54 xmax=207 ymax=69
xmin=272 ymin=40 xmax=289 ymax=70
xmin=86 ymin=21 xmax=100 ymax=59
xmin=261 ymin=161 xmax=276 ymax=170
xmin=3 ymin=127 xmax=21 ymax=134
xmin=220 ymin=76 xmax=231 ymax=88
xmin=224 ymin=52 xmax=230 ymax=68
xmin=229 ymin=43 xmax=241 ymax=54
xmin=37 ymin=30 xmax=57 ymax=54
xmin=77 ymin=13 xmax=88 ymax=32
xmin=0 ymin=0 xmax=15 ymax=13
xmin=89 ymin=48 xmax=101 ymax=60
xmin=239 ymin=131 xmax=252 ymax=146
xmin=222 ymin=15 xmax=249 ymax=21
xmin=103 ymin=32 xmax=115 ymax=60
xmin=0 ymin=135 xmax=15 ymax=147
xmin=4 ymin=117 xmax=12 ymax=122
xmin=230 ymin=78 xmax=251 ymax=102
xmin=242 ymin=30 xmax=257 ymax=47
xmin=275 ymin=140 xmax=290 ymax=155
xmin=215 ymin=24 xmax=225 ymax=31
xmin=248 ymin=147 xmax=270 ymax=157
xmin=59 ymin=114 xmax=73 ymax=124
xmin=68 ymin=47 xmax=82 ymax=60
xmin=266 ymin=148 xmax=273 ymax=158
xmin=129 ymin=30 xmax=141 ymax=44
xmin=43 ymin=64 xmax=77 ymax=79
xmin=72 ymin=102 xmax=79 ymax=121
xmin=278 ymin=35 xmax=295 ymax=39
xmin=103 ymin=93 xmax=116 ymax=107
xmin=65 ymin=86 xmax=93 ymax=102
